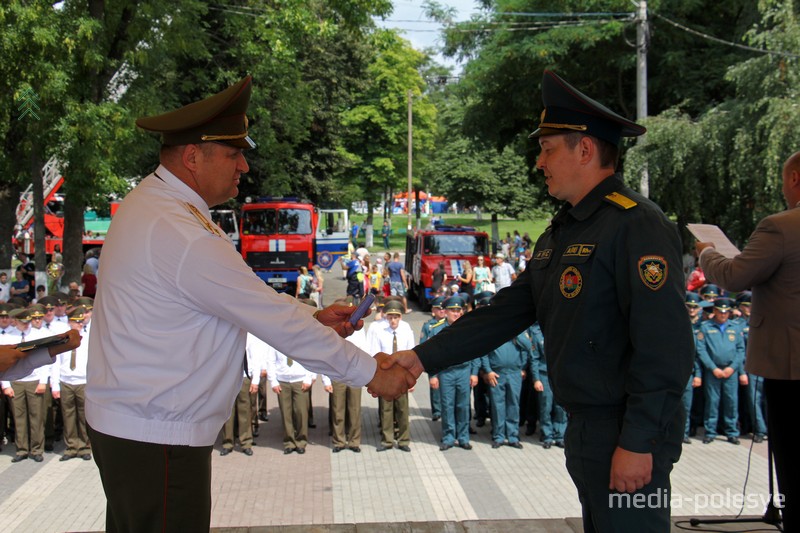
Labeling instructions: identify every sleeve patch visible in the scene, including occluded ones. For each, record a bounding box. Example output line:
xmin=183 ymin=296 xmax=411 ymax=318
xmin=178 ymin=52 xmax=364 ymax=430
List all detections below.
xmin=638 ymin=255 xmax=668 ymax=291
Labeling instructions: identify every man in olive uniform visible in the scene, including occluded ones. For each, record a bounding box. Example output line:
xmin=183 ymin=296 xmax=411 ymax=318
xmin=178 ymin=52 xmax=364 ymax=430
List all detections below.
xmin=420 ymin=296 xmax=446 ymax=421
xmin=386 ymin=70 xmax=694 ymax=532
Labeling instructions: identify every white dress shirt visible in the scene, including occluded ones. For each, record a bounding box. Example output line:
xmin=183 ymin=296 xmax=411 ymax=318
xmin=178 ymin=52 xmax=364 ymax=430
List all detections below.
xmin=51 ymin=327 xmax=89 ymax=391
xmin=369 ymin=320 xmax=415 ymax=356
xmin=1 ymin=326 xmax=50 ymax=387
xmin=266 ymin=345 xmax=315 ymax=387
xmin=86 ymin=165 xmax=376 ymax=446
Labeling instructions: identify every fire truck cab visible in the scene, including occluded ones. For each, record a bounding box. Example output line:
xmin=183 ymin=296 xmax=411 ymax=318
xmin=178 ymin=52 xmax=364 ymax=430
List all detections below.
xmin=239 ymin=198 xmax=318 ymax=292
xmin=405 ymin=225 xmax=490 ymax=309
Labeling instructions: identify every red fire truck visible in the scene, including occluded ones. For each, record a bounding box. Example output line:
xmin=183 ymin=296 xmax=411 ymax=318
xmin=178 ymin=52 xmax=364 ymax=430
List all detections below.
xmin=238 ymin=197 xmax=350 ymax=292
xmin=405 ymin=225 xmax=490 ymax=308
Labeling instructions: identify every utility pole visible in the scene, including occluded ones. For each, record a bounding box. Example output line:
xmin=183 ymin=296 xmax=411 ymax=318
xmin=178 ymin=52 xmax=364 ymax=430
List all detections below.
xmin=407 ymin=89 xmax=413 ymax=233
xmin=636 ymin=0 xmax=649 ymax=198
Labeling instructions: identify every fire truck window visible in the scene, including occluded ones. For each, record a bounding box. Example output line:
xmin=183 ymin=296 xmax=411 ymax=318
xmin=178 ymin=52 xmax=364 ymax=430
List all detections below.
xmin=242 ymin=210 xmax=271 ymax=235
xmin=277 ymin=209 xmax=312 ymax=235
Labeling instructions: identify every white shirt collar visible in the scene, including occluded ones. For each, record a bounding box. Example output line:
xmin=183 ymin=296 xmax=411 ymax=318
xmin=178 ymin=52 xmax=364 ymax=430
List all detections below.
xmin=153 ymin=164 xmax=209 ymax=212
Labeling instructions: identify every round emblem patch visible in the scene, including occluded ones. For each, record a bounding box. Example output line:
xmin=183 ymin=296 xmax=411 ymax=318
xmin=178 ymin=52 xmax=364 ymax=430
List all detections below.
xmin=638 ymin=255 xmax=668 ymax=291
xmin=317 ymin=251 xmax=334 ymax=268
xmin=559 ymin=266 xmax=583 ymax=299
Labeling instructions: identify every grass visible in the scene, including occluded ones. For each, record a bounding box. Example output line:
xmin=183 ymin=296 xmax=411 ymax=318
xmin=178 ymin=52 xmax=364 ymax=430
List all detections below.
xmin=356 ymin=212 xmax=552 ymax=253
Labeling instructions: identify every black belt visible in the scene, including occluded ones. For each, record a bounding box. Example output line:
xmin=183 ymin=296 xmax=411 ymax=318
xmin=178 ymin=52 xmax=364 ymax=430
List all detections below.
xmin=566 ymin=405 xmax=625 ymax=420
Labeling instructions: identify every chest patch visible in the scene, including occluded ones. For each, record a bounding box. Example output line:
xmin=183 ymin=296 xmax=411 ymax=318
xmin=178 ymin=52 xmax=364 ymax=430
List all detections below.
xmin=638 ymin=255 xmax=668 ymax=291
xmin=559 ymin=266 xmax=583 ymax=299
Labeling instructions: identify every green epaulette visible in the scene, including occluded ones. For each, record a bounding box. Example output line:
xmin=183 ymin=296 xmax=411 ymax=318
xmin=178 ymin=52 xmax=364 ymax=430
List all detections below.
xmin=604 ymin=191 xmax=637 ymax=210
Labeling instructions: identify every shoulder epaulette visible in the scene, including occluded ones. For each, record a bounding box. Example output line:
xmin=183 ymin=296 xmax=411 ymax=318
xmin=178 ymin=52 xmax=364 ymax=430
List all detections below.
xmin=604 ymin=192 xmax=638 ymax=210
xmin=183 ymin=202 xmax=224 ymax=237
xmin=432 ymin=318 xmax=446 ymax=327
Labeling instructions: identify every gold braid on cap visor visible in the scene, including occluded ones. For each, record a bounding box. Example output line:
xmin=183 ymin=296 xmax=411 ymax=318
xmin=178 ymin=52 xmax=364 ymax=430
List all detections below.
xmin=200 ymin=115 xmax=249 ymax=141
xmin=537 ymin=110 xmax=587 ymax=132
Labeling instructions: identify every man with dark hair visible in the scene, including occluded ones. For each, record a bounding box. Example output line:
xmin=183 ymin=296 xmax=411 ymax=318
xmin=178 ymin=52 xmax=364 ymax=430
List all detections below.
xmin=386 ymin=70 xmax=694 ymax=532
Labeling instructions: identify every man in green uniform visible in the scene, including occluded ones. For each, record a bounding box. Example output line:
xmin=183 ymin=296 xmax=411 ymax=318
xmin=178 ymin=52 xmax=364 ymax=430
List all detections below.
xmin=385 ymin=70 xmax=694 ymax=532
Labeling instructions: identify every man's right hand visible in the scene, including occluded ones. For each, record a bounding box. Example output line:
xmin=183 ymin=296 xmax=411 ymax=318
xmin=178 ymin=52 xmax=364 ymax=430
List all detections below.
xmin=367 ymin=352 xmax=417 ymax=400
xmin=485 ymin=371 xmax=499 ymax=387
xmin=0 ymin=345 xmax=26 ymax=372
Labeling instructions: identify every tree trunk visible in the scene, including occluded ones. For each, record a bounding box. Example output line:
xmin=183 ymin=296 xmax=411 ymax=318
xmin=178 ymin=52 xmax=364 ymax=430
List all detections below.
xmin=0 ymin=182 xmax=20 ymax=272
xmin=31 ymin=145 xmax=47 ymax=269
xmin=491 ymin=213 xmax=499 ymax=255
xmin=63 ymin=194 xmax=86 ymax=286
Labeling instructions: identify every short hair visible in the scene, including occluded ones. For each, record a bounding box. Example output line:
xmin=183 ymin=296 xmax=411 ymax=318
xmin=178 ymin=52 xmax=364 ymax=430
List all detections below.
xmin=563 ymin=132 xmax=620 ymax=170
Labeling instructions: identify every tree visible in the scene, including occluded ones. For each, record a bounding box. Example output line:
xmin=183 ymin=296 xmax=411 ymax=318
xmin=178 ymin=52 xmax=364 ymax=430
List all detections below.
xmin=625 ymin=0 xmax=800 ymax=246
xmin=339 ymin=30 xmax=438 ymax=227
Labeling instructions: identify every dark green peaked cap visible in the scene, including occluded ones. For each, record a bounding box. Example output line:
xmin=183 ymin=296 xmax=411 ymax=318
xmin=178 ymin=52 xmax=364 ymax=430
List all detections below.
xmin=530 ymin=70 xmax=646 ymax=146
xmin=136 ymin=76 xmax=256 ymax=150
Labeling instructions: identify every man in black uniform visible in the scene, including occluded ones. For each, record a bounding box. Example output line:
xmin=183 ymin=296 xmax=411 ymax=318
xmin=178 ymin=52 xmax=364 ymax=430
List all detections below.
xmin=385 ymin=71 xmax=694 ymax=532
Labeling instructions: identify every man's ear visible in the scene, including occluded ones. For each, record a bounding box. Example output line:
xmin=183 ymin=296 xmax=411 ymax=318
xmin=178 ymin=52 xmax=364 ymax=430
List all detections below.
xmin=181 ymin=144 xmax=201 ymax=172
xmin=578 ymin=136 xmax=595 ymax=165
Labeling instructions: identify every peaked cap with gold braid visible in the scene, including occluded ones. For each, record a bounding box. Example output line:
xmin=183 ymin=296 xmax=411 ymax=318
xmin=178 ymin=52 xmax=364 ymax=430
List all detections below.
xmin=530 ymin=71 xmax=646 ymax=147
xmin=136 ymin=76 xmax=256 ymax=150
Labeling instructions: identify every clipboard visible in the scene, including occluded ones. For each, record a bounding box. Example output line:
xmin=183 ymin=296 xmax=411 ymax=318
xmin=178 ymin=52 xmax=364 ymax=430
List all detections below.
xmin=16 ymin=334 xmax=69 ymax=352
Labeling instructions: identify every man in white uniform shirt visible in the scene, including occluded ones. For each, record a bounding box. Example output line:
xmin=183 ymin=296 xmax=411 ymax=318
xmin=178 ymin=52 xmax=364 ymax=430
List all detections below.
xmin=267 ymin=343 xmax=316 ymax=454
xmin=2 ymin=307 xmax=51 ymax=462
xmin=220 ymin=332 xmax=263 ymax=456
xmin=85 ymin=77 xmax=416 ymax=533
xmin=370 ymin=300 xmax=416 ymax=452
xmin=51 ymin=306 xmax=92 ymax=461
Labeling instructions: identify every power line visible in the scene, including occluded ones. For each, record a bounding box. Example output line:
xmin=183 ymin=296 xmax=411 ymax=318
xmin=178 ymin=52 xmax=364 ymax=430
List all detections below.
xmin=653 ymin=12 xmax=800 ymax=59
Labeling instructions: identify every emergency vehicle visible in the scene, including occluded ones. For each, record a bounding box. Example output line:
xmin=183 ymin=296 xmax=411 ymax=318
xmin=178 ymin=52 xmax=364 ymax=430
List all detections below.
xmin=238 ymin=197 xmax=349 ymax=292
xmin=405 ymin=225 xmax=490 ymax=308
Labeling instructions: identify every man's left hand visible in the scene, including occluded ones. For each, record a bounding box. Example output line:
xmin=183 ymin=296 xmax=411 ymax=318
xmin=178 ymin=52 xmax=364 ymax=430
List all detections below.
xmin=609 ymin=447 xmax=653 ymax=493
xmin=315 ymin=303 xmax=371 ymax=337
xmin=695 ymin=242 xmax=715 ymax=255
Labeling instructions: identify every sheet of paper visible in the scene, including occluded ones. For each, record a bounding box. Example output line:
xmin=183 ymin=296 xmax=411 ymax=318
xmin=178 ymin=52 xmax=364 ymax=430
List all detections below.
xmin=686 ymin=223 xmax=741 ymax=258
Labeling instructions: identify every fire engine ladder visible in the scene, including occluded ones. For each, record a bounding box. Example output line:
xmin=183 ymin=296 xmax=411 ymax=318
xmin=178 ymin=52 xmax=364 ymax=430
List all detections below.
xmin=15 ymin=156 xmax=64 ymax=230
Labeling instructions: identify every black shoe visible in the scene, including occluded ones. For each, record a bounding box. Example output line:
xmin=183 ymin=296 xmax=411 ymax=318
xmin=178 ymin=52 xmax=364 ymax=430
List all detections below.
xmin=60 ymin=454 xmax=75 ymax=461
xmin=460 ymin=443 xmax=473 ymax=450
xmin=727 ymin=437 xmax=741 ymax=445
xmin=283 ymin=448 xmax=295 ymax=455
xmin=555 ymin=440 xmax=565 ymax=448
xmin=44 ymin=443 xmax=54 ymax=452
xmin=439 ymin=444 xmax=453 ymax=451
xmin=682 ymin=437 xmax=692 ymax=444
xmin=542 ymin=441 xmax=553 ymax=449
xmin=242 ymin=448 xmax=253 ymax=456
xmin=296 ymin=447 xmax=306 ymax=454
xmin=475 ymin=418 xmax=486 ymax=428
xmin=753 ymin=434 xmax=765 ymax=443
xmin=525 ymin=426 xmax=536 ymax=436
xmin=81 ymin=454 xmax=92 ymax=461
xmin=508 ymin=442 xmax=523 ymax=449
xmin=377 ymin=445 xmax=391 ymax=452
xmin=431 ymin=416 xmax=440 ymax=422
xmin=703 ymin=436 xmax=714 ymax=444
xmin=252 ymin=427 xmax=259 ymax=438
xmin=332 ymin=446 xmax=344 ymax=453
xmin=491 ymin=442 xmax=503 ymax=449
xmin=398 ymin=445 xmax=411 ymax=452
xmin=258 ymin=413 xmax=269 ymax=422
xmin=308 ymin=422 xmax=316 ymax=428
xmin=468 ymin=426 xmax=477 ymax=435
xmin=11 ymin=454 xmax=28 ymax=463
xmin=220 ymin=448 xmax=232 ymax=456
xmin=350 ymin=446 xmax=361 ymax=453
xmin=31 ymin=454 xmax=44 ymax=462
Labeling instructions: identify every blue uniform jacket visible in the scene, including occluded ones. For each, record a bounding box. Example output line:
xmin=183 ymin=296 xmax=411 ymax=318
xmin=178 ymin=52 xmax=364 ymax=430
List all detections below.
xmin=696 ymin=320 xmax=745 ymax=373
xmin=480 ymin=332 xmax=532 ymax=375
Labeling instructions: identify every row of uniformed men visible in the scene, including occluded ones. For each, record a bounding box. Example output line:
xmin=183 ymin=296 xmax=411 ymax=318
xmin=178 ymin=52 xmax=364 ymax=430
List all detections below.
xmin=684 ymin=285 xmax=766 ymax=446
xmin=0 ymin=295 xmax=94 ymax=462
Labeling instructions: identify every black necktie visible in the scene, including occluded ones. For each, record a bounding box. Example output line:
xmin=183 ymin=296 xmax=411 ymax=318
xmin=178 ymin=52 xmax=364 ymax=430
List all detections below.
xmin=392 ymin=331 xmax=398 ymax=354
xmin=243 ymin=352 xmax=250 ymax=378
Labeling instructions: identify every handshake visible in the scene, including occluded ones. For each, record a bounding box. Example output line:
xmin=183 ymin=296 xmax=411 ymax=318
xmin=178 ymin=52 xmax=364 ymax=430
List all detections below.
xmin=366 ymin=351 xmax=425 ymax=400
